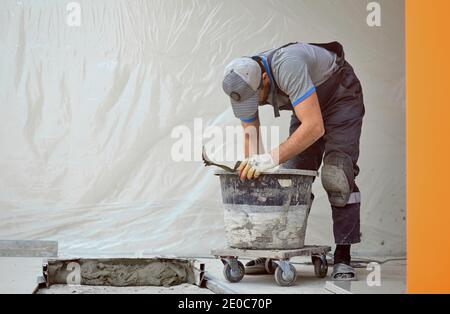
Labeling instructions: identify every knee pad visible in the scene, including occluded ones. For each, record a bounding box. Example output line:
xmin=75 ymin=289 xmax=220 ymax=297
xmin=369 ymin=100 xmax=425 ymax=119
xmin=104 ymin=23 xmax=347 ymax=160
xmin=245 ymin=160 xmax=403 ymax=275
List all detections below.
xmin=321 ymin=152 xmax=355 ymax=207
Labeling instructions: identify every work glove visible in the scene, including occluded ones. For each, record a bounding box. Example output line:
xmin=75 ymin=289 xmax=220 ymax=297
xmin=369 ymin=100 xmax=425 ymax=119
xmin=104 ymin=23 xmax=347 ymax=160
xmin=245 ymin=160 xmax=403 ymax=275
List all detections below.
xmin=238 ymin=153 xmax=279 ymax=181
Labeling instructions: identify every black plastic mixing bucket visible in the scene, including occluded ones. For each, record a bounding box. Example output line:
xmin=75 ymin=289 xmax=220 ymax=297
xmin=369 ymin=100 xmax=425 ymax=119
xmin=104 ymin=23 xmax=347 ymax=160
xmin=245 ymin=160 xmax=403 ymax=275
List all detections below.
xmin=216 ymin=169 xmax=318 ymax=250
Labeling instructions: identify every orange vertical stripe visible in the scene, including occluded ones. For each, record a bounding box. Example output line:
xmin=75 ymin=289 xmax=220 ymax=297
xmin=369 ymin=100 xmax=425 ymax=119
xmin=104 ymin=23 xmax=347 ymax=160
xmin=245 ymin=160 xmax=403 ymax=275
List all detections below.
xmin=407 ymin=0 xmax=450 ymax=294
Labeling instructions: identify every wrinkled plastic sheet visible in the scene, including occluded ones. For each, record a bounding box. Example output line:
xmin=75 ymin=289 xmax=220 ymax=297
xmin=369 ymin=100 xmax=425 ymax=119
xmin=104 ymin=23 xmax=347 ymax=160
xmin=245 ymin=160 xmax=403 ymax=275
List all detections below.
xmin=0 ymin=0 xmax=405 ymax=257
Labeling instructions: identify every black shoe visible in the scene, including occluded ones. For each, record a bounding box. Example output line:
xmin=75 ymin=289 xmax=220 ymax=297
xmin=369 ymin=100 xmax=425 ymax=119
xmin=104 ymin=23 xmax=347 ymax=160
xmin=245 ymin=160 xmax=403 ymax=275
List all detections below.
xmin=245 ymin=258 xmax=268 ymax=275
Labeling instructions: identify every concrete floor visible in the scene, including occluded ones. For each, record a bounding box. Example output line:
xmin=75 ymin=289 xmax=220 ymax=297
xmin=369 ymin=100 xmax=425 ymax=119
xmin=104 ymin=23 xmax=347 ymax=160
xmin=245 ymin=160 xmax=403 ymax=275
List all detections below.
xmin=0 ymin=257 xmax=213 ymax=294
xmin=0 ymin=257 xmax=43 ymax=294
xmin=0 ymin=256 xmax=406 ymax=294
xmin=37 ymin=283 xmax=213 ymax=294
xmin=201 ymin=257 xmax=406 ymax=294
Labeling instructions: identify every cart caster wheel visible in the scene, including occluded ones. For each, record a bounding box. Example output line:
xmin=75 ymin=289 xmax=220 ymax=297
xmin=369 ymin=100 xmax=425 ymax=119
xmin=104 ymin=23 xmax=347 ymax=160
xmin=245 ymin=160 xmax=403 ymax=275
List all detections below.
xmin=223 ymin=259 xmax=245 ymax=283
xmin=312 ymin=255 xmax=328 ymax=278
xmin=265 ymin=259 xmax=278 ymax=274
xmin=274 ymin=261 xmax=297 ymax=287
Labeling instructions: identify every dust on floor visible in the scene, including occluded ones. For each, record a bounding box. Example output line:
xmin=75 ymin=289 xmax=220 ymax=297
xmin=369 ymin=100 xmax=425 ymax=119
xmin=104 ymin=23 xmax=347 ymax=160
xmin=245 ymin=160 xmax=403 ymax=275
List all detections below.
xmin=37 ymin=283 xmax=214 ymax=294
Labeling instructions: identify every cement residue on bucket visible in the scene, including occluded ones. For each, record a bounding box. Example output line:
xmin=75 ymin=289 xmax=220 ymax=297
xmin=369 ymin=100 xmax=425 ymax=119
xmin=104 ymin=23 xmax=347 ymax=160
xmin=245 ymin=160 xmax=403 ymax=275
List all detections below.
xmin=224 ymin=204 xmax=310 ymax=249
xmin=216 ymin=169 xmax=317 ymax=250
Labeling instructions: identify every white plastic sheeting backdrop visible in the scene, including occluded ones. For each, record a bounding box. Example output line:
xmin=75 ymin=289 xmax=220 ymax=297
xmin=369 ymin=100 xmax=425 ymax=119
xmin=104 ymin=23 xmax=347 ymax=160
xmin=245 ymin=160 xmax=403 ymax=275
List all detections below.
xmin=0 ymin=0 xmax=405 ymax=257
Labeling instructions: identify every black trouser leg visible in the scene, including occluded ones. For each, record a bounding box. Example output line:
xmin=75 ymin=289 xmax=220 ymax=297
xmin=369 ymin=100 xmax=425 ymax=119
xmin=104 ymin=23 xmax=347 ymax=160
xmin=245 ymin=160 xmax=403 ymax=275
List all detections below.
xmin=287 ymin=60 xmax=365 ymax=251
xmin=323 ymin=116 xmax=363 ymax=245
xmin=287 ymin=114 xmax=362 ymax=246
xmin=332 ymin=185 xmax=361 ymax=245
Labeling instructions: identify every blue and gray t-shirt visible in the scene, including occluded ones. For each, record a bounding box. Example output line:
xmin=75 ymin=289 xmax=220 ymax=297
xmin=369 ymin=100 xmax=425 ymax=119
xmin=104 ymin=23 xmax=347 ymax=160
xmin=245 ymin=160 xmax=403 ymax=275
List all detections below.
xmin=249 ymin=43 xmax=338 ymax=121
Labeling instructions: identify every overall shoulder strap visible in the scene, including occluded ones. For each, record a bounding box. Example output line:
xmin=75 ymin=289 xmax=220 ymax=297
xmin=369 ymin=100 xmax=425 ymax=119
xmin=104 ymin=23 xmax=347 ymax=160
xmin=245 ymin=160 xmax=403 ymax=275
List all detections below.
xmin=266 ymin=50 xmax=280 ymax=117
xmin=252 ymin=42 xmax=298 ymax=118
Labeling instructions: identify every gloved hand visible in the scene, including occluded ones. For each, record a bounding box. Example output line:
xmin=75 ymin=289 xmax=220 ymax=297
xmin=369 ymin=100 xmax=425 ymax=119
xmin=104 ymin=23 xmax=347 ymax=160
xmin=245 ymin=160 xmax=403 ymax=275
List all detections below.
xmin=238 ymin=153 xmax=279 ymax=181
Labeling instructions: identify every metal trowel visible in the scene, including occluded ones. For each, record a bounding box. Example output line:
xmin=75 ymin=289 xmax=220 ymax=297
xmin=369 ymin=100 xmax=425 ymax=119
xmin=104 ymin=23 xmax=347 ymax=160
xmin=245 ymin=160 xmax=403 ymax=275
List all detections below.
xmin=202 ymin=146 xmax=241 ymax=173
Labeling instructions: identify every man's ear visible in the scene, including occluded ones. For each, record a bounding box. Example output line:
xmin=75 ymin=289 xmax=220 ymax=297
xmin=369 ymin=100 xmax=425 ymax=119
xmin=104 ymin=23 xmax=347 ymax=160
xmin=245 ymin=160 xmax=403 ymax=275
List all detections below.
xmin=262 ymin=72 xmax=270 ymax=89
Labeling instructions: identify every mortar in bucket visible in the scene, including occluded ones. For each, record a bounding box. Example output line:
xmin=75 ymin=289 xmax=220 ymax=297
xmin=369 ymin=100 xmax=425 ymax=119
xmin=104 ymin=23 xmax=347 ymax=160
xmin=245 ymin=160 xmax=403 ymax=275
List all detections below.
xmin=215 ymin=169 xmax=318 ymax=250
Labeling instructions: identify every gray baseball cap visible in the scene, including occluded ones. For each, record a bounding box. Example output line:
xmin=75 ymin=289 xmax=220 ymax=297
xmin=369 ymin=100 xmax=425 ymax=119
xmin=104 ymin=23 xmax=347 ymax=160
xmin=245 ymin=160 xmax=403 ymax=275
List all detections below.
xmin=222 ymin=58 xmax=261 ymax=121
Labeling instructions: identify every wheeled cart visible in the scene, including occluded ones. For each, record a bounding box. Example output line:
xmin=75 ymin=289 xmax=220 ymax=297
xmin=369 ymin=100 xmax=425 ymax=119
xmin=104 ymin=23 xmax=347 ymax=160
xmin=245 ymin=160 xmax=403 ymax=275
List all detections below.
xmin=211 ymin=245 xmax=331 ymax=287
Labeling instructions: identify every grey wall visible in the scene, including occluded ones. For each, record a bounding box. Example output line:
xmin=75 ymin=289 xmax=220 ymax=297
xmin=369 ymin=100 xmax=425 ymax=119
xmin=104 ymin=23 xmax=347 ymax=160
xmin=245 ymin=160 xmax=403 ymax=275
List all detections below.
xmin=0 ymin=0 xmax=405 ymax=257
